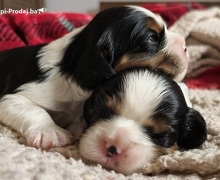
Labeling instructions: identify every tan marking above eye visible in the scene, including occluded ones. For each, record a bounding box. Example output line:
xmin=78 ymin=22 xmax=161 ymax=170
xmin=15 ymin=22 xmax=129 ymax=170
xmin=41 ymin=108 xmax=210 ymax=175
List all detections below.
xmin=144 ymin=116 xmax=170 ymax=134
xmin=105 ymin=95 xmax=122 ymax=114
xmin=146 ymin=17 xmax=163 ymax=34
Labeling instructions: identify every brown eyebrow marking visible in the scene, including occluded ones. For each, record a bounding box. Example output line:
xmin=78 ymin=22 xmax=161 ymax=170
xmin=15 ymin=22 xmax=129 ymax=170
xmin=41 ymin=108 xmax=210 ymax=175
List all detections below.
xmin=145 ymin=17 xmax=163 ymax=34
xmin=105 ymin=95 xmax=122 ymax=115
xmin=144 ymin=116 xmax=170 ymax=134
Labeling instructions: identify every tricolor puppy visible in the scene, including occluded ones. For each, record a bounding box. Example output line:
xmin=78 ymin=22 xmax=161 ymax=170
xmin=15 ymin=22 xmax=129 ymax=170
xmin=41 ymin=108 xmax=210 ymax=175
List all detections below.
xmin=0 ymin=6 xmax=188 ymax=149
xmin=80 ymin=68 xmax=207 ymax=174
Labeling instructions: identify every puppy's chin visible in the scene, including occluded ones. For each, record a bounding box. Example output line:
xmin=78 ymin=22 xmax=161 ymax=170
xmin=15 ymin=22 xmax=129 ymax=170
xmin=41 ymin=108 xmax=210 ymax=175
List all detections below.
xmin=165 ymin=31 xmax=189 ymax=82
xmin=79 ymin=116 xmax=156 ymax=174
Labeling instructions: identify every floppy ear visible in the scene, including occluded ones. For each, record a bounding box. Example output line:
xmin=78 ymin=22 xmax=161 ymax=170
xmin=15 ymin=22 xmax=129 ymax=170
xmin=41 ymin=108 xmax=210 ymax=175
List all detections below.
xmin=76 ymin=30 xmax=118 ymax=89
xmin=88 ymin=50 xmax=116 ymax=80
xmin=74 ymin=50 xmax=117 ymax=89
xmin=177 ymin=107 xmax=207 ymax=149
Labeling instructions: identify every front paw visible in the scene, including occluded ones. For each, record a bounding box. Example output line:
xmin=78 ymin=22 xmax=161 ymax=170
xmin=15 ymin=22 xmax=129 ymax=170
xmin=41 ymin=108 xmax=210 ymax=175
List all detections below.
xmin=25 ymin=124 xmax=73 ymax=149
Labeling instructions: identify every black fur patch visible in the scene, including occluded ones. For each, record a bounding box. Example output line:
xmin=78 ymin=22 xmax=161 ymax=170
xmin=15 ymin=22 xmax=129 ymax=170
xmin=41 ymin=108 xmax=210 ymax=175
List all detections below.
xmin=0 ymin=44 xmax=47 ymax=97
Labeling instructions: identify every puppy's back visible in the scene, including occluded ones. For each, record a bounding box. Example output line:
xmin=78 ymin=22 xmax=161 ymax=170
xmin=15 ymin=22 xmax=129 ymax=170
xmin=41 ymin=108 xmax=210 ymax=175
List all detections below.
xmin=0 ymin=45 xmax=45 ymax=97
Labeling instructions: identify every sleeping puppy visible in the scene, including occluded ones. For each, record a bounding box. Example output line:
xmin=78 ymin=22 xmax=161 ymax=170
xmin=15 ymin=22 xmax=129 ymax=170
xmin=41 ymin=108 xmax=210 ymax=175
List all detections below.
xmin=0 ymin=6 xmax=188 ymax=149
xmin=79 ymin=67 xmax=207 ymax=174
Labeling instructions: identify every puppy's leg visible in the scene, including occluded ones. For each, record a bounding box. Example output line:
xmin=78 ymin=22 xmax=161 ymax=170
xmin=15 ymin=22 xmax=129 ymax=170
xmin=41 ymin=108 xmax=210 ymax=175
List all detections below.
xmin=0 ymin=94 xmax=73 ymax=149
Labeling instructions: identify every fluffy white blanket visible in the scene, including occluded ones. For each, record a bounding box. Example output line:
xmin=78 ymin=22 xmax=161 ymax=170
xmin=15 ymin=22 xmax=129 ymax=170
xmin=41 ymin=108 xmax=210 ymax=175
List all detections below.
xmin=170 ymin=6 xmax=220 ymax=78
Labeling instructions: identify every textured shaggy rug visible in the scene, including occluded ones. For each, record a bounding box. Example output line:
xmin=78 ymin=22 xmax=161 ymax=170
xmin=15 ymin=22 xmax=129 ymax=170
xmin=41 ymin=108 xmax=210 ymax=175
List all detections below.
xmin=0 ymin=89 xmax=220 ymax=180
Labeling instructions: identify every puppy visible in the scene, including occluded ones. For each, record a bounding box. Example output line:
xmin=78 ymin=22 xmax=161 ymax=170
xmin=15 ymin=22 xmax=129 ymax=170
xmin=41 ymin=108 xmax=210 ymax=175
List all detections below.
xmin=0 ymin=6 xmax=188 ymax=149
xmin=79 ymin=67 xmax=207 ymax=174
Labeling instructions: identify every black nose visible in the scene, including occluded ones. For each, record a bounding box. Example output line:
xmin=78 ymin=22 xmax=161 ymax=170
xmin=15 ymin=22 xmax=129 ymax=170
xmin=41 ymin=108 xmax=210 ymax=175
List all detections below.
xmin=106 ymin=145 xmax=117 ymax=158
xmin=184 ymin=47 xmax=187 ymax=53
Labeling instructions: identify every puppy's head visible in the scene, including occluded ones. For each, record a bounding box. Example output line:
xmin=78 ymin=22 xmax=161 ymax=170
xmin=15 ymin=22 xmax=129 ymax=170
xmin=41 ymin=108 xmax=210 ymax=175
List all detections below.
xmin=63 ymin=6 xmax=188 ymax=89
xmin=79 ymin=68 xmax=203 ymax=174
xmin=102 ymin=6 xmax=188 ymax=82
xmin=80 ymin=68 xmax=207 ymax=174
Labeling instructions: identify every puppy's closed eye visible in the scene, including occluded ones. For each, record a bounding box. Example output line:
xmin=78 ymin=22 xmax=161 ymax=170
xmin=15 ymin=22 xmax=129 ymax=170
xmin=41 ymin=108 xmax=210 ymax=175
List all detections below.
xmin=143 ymin=114 xmax=178 ymax=147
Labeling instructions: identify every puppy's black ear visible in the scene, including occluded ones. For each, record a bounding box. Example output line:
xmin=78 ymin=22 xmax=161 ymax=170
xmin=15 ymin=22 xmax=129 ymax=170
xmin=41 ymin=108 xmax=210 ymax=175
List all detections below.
xmin=74 ymin=50 xmax=117 ymax=89
xmin=177 ymin=108 xmax=207 ymax=149
xmin=93 ymin=52 xmax=117 ymax=80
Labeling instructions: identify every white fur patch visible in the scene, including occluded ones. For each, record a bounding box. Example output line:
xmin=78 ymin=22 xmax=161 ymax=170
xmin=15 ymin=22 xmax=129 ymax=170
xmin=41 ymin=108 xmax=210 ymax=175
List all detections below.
xmin=178 ymin=82 xmax=192 ymax=108
xmin=79 ymin=116 xmax=156 ymax=174
xmin=38 ymin=26 xmax=85 ymax=71
xmin=120 ymin=70 xmax=169 ymax=124
xmin=0 ymin=94 xmax=73 ymax=149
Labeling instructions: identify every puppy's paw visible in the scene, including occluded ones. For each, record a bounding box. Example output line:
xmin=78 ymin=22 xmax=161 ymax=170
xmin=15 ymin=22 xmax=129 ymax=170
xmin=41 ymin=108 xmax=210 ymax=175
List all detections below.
xmin=25 ymin=124 xmax=73 ymax=149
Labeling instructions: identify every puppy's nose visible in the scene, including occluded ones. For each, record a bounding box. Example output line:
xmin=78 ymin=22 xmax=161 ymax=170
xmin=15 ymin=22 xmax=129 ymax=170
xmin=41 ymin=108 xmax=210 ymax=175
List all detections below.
xmin=106 ymin=145 xmax=117 ymax=158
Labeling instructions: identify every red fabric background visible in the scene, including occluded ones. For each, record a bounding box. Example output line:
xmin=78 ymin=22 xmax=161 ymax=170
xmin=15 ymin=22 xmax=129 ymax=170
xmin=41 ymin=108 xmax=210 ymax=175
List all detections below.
xmin=0 ymin=13 xmax=93 ymax=51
